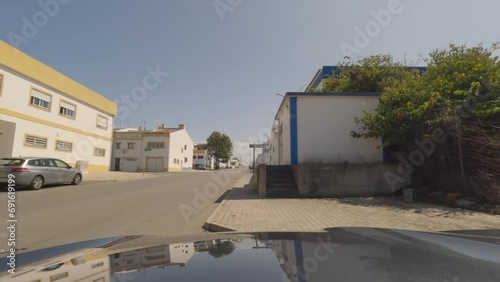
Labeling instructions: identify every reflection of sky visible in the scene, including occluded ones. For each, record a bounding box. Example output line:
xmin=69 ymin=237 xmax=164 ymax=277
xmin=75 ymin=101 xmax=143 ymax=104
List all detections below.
xmin=395 ymin=231 xmax=500 ymax=264
xmin=111 ymin=239 xmax=289 ymax=282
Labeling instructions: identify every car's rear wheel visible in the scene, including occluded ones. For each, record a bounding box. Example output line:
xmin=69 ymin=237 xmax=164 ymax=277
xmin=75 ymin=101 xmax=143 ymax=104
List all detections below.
xmin=72 ymin=173 xmax=82 ymax=185
xmin=30 ymin=176 xmax=44 ymax=190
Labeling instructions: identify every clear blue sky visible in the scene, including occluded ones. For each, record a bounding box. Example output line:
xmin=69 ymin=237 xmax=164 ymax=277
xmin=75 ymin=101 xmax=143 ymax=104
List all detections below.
xmin=1 ymin=0 xmax=499 ymax=162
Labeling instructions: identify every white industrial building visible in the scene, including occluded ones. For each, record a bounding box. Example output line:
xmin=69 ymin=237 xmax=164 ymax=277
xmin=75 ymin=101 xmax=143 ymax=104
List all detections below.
xmin=0 ymin=41 xmax=116 ymax=172
xmin=112 ymin=124 xmax=193 ymax=172
xmin=269 ymin=92 xmax=383 ymax=165
xmin=192 ymin=142 xmax=214 ymax=169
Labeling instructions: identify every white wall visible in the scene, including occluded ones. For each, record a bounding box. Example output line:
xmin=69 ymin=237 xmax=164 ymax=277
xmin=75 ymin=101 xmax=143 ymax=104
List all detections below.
xmin=296 ymin=96 xmax=383 ymax=164
xmin=193 ymin=150 xmax=208 ymax=167
xmin=271 ymin=98 xmax=291 ymax=165
xmin=168 ymin=129 xmax=193 ymax=171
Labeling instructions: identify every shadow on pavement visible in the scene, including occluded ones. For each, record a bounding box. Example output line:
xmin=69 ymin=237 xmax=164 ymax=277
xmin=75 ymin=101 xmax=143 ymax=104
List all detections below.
xmin=332 ymin=196 xmax=479 ymax=217
xmin=213 ymin=176 xmax=259 ymax=202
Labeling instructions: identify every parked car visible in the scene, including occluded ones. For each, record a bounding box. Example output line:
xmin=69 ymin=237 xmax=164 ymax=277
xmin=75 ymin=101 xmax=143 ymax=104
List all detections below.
xmin=0 ymin=157 xmax=82 ymax=190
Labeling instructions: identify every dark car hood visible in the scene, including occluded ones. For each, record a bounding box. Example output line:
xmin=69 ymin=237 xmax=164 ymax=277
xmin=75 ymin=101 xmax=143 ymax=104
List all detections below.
xmin=2 ymin=228 xmax=500 ymax=282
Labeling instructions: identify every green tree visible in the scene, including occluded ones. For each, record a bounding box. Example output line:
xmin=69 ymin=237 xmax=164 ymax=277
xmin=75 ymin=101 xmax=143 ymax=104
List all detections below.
xmin=208 ymin=240 xmax=235 ymax=258
xmin=320 ymin=54 xmax=411 ymax=93
xmin=351 ymin=44 xmax=500 ymax=146
xmin=207 ymin=131 xmax=233 ymax=165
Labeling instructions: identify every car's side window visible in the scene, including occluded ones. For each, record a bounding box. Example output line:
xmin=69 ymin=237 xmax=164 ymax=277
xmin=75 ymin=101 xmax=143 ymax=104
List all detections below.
xmin=41 ymin=159 xmax=54 ymax=167
xmin=54 ymin=160 xmax=69 ymax=168
xmin=28 ymin=159 xmax=41 ymax=166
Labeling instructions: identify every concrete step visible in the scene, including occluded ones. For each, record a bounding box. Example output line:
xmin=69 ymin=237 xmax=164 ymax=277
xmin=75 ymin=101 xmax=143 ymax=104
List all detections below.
xmin=267 ymin=183 xmax=296 ymax=189
xmin=266 ymin=166 xmax=293 ymax=173
xmin=267 ymin=176 xmax=295 ymax=182
xmin=267 ymin=188 xmax=299 ymax=198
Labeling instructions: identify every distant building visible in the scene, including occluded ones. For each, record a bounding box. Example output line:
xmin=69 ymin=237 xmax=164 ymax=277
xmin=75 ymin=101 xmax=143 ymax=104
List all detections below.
xmin=0 ymin=41 xmax=117 ymax=172
xmin=112 ymin=124 xmax=193 ymax=172
xmin=111 ymin=243 xmax=195 ymax=274
xmin=192 ymin=143 xmax=214 ymax=170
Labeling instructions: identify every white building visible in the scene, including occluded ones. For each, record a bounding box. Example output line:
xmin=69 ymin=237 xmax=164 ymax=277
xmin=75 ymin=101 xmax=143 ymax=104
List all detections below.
xmin=270 ymin=92 xmax=383 ymax=165
xmin=112 ymin=124 xmax=193 ymax=172
xmin=111 ymin=242 xmax=194 ymax=274
xmin=3 ymin=248 xmax=111 ymax=282
xmin=192 ymin=142 xmax=214 ymax=169
xmin=0 ymin=41 xmax=116 ymax=172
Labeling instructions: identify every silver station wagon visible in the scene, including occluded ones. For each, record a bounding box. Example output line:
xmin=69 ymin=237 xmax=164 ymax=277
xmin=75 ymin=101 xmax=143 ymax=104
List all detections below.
xmin=0 ymin=157 xmax=82 ymax=190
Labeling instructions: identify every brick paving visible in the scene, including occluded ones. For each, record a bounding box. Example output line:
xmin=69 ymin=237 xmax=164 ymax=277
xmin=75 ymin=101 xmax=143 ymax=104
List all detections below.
xmin=204 ymin=173 xmax=500 ymax=232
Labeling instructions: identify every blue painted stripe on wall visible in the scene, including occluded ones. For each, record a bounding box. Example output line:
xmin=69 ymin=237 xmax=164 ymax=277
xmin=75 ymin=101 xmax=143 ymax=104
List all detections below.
xmin=290 ymin=97 xmax=298 ymax=165
xmin=294 ymin=239 xmax=306 ymax=282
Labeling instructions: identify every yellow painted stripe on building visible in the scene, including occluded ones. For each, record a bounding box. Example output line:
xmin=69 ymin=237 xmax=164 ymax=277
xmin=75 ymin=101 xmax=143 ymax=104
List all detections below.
xmin=0 ymin=107 xmax=112 ymax=141
xmin=87 ymin=164 xmax=110 ymax=173
xmin=83 ymin=250 xmax=109 ymax=261
xmin=168 ymin=167 xmax=182 ymax=172
xmin=0 ymin=41 xmax=117 ymax=116
xmin=193 ymin=149 xmax=206 ymax=153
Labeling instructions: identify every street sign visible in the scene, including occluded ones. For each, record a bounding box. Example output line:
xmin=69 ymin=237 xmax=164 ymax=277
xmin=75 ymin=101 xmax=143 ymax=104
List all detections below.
xmin=145 ymin=148 xmax=152 ymax=152
xmin=249 ymin=143 xmax=266 ymax=148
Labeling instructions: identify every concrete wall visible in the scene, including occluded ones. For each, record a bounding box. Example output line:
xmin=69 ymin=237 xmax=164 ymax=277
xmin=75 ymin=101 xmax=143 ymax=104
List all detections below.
xmin=271 ymin=99 xmax=291 ymax=165
xmin=293 ymin=163 xmax=410 ymax=197
xmin=296 ymin=96 xmax=383 ymax=164
xmin=0 ymin=65 xmax=115 ymax=172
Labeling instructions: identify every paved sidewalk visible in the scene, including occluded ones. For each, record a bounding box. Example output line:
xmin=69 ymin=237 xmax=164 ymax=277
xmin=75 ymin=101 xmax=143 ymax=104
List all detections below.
xmin=204 ymin=173 xmax=500 ymax=232
xmin=83 ymin=171 xmax=166 ymax=182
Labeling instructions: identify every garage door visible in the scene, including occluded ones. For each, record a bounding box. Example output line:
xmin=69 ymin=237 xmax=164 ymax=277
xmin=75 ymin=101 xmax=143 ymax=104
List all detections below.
xmin=122 ymin=158 xmax=137 ymax=172
xmin=146 ymin=157 xmax=164 ymax=172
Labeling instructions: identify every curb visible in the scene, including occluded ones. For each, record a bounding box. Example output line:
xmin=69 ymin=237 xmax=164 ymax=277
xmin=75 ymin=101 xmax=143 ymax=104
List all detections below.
xmin=83 ymin=173 xmax=165 ymax=183
xmin=203 ymin=198 xmax=237 ymax=232
xmin=203 ymin=173 xmax=254 ymax=232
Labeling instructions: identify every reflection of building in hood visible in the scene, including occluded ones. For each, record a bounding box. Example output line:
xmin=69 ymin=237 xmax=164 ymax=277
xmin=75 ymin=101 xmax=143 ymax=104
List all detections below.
xmin=111 ymin=243 xmax=195 ymax=274
xmin=0 ymin=248 xmax=110 ymax=282
xmin=194 ymin=240 xmax=213 ymax=252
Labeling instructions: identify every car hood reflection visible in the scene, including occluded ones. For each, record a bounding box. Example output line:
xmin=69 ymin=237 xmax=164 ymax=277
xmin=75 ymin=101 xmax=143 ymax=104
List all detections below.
xmin=1 ymin=228 xmax=500 ymax=282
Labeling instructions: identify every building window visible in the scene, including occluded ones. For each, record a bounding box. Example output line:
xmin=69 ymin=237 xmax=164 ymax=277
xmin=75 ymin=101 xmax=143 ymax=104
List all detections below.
xmin=96 ymin=115 xmax=108 ymax=129
xmin=185 ymin=157 xmax=188 ymax=163
xmin=128 ymin=143 xmax=135 ymax=149
xmin=146 ymin=246 xmax=165 ymax=253
xmin=91 ymin=262 xmax=104 ymax=269
xmin=193 ymin=155 xmax=196 ymax=159
xmin=30 ymin=88 xmax=51 ymax=110
xmin=184 ymin=145 xmax=187 ymax=150
xmin=147 ymin=142 xmax=165 ymax=149
xmin=24 ymin=135 xmax=47 ymax=148
xmin=59 ymin=100 xmax=76 ymax=118
xmin=198 ymin=156 xmax=204 ymax=159
xmin=55 ymin=140 xmax=73 ymax=152
xmin=116 ymin=142 xmax=121 ymax=149
xmin=49 ymin=272 xmax=69 ymax=281
xmin=94 ymin=147 xmax=106 ymax=157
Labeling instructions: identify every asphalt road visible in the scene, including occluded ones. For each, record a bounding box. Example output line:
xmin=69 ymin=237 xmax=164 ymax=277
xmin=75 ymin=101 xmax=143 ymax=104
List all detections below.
xmin=0 ymin=168 xmax=246 ymax=255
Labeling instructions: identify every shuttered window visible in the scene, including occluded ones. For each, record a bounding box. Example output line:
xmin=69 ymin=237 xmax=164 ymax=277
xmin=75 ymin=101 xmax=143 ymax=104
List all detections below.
xmin=25 ymin=135 xmax=47 ymax=148
xmin=59 ymin=101 xmax=76 ymax=118
xmin=96 ymin=115 xmax=108 ymax=129
xmin=30 ymin=89 xmax=51 ymax=110
xmin=94 ymin=147 xmax=106 ymax=156
xmin=55 ymin=140 xmax=73 ymax=152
